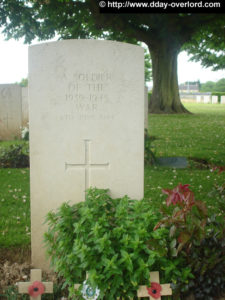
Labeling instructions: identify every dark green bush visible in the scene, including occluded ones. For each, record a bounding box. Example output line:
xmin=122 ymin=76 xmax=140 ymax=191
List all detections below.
xmin=0 ymin=143 xmax=29 ymax=168
xmin=211 ymin=92 xmax=225 ymax=103
xmin=181 ymin=215 xmax=225 ymax=300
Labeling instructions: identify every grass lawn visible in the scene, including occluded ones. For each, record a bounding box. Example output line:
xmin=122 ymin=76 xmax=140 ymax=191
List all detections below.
xmin=0 ymin=168 xmax=30 ymax=248
xmin=144 ymin=103 xmax=225 ymax=213
xmin=0 ymin=103 xmax=224 ymax=253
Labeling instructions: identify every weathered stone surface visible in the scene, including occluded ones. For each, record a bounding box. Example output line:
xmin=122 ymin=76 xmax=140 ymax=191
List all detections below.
xmin=29 ymin=40 xmax=144 ymax=269
xmin=156 ymin=157 xmax=188 ymax=169
xmin=0 ymin=84 xmax=22 ymax=140
xmin=22 ymin=87 xmax=29 ymax=126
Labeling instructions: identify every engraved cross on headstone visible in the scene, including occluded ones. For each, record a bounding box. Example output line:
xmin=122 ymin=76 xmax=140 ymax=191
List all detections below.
xmin=65 ymin=139 xmax=109 ymax=191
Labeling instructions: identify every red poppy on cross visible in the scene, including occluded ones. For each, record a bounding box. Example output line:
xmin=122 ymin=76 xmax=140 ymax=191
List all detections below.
xmin=18 ymin=269 xmax=53 ymax=300
xmin=137 ymin=271 xmax=172 ymax=299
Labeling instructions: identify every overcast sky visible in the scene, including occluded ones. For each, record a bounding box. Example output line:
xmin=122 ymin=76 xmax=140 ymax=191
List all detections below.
xmin=0 ymin=34 xmax=224 ymax=85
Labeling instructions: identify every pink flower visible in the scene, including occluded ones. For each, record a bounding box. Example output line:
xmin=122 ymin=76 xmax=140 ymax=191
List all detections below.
xmin=28 ymin=281 xmax=45 ymax=297
xmin=147 ymin=282 xmax=162 ymax=299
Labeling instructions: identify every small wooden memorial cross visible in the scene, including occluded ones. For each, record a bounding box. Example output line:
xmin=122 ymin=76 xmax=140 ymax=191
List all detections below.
xmin=137 ymin=271 xmax=172 ymax=299
xmin=18 ymin=269 xmax=53 ymax=300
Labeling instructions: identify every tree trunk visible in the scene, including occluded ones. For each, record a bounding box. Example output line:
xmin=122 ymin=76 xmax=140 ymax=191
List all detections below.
xmin=148 ymin=41 xmax=190 ymax=114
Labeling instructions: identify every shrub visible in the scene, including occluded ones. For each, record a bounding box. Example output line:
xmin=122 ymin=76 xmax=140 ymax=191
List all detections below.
xmin=44 ymin=188 xmax=175 ymax=299
xmin=0 ymin=143 xmax=29 ymax=168
xmin=155 ymin=183 xmax=225 ymax=299
xmin=183 ymin=215 xmax=225 ymax=300
xmin=211 ymin=92 xmax=225 ymax=103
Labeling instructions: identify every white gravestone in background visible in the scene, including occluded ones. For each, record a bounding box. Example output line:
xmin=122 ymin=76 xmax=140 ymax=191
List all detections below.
xmin=212 ymin=96 xmax=218 ymax=104
xmin=144 ymin=86 xmax=148 ymax=130
xmin=221 ymin=96 xmax=225 ymax=104
xmin=203 ymin=95 xmax=211 ymax=104
xmin=22 ymin=87 xmax=29 ymax=126
xmin=0 ymin=84 xmax=22 ymax=140
xmin=29 ymin=40 xmax=144 ymax=269
xmin=196 ymin=95 xmax=202 ymax=103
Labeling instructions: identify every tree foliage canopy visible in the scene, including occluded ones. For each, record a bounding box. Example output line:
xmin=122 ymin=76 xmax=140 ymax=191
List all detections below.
xmin=1 ymin=1 xmax=224 ymax=112
xmin=1 ymin=2 xmax=224 ymax=59
xmin=200 ymin=78 xmax=225 ymax=92
xmin=183 ymin=18 xmax=225 ymax=71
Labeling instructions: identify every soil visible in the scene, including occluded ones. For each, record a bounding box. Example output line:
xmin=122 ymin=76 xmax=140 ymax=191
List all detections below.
xmin=188 ymin=157 xmax=211 ymax=169
xmin=0 ymin=247 xmax=31 ymax=265
xmin=0 ymin=247 xmax=62 ymax=296
xmin=0 ymin=247 xmax=31 ymax=295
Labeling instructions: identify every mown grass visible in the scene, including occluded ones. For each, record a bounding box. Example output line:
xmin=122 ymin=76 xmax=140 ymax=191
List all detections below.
xmin=0 ymin=168 xmax=30 ymax=248
xmin=145 ymin=103 xmax=225 ymax=212
xmin=149 ymin=103 xmax=225 ymax=164
xmin=0 ymin=103 xmax=224 ymax=250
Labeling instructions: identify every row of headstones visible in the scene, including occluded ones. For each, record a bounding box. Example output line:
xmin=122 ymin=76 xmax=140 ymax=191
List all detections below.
xmin=0 ymin=84 xmax=29 ymax=140
xmin=196 ymin=95 xmax=225 ymax=104
xmin=18 ymin=269 xmax=172 ymax=300
xmin=180 ymin=94 xmax=225 ymax=104
xmin=0 ymin=83 xmax=148 ymax=141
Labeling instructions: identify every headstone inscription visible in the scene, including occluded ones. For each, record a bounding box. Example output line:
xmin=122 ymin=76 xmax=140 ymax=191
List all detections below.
xmin=0 ymin=84 xmax=22 ymax=140
xmin=29 ymin=40 xmax=144 ymax=269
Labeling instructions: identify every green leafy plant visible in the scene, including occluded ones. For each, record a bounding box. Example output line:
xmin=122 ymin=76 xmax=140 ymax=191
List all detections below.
xmin=45 ymin=188 xmax=169 ymax=299
xmin=144 ymin=129 xmax=156 ymax=165
xmin=155 ymin=183 xmax=225 ymax=299
xmin=0 ymin=143 xmax=29 ymax=168
xmin=0 ymin=286 xmax=27 ymax=300
xmin=182 ymin=215 xmax=225 ymax=300
xmin=154 ymin=184 xmax=207 ymax=256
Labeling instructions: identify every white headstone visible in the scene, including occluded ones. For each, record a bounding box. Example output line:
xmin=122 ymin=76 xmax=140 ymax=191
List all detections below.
xmin=29 ymin=40 xmax=144 ymax=269
xmin=196 ymin=95 xmax=202 ymax=103
xmin=203 ymin=95 xmax=211 ymax=104
xmin=211 ymin=95 xmax=218 ymax=104
xmin=0 ymin=84 xmax=22 ymax=140
xmin=221 ymin=96 xmax=225 ymax=104
xmin=144 ymin=86 xmax=148 ymax=130
xmin=22 ymin=87 xmax=29 ymax=126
